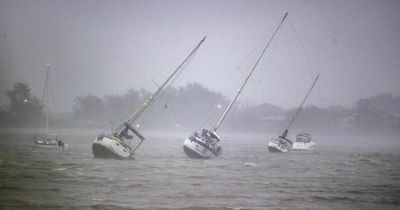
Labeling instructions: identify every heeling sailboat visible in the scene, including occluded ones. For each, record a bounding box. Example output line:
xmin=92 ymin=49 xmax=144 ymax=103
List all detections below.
xmin=267 ymin=73 xmax=320 ymax=153
xmin=183 ymin=13 xmax=288 ymax=159
xmin=34 ymin=64 xmax=64 ymax=148
xmin=92 ymin=36 xmax=207 ymax=159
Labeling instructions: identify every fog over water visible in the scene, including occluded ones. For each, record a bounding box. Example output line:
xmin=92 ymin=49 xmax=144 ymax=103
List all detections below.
xmin=1 ymin=0 xmax=400 ymax=112
xmin=0 ymin=1 xmax=400 ymax=209
xmin=0 ymin=130 xmax=399 ymax=209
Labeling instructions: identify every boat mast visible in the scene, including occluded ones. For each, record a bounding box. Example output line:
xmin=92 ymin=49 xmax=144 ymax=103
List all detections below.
xmin=214 ymin=13 xmax=288 ymax=131
xmin=114 ymin=36 xmax=207 ymax=135
xmin=281 ymin=73 xmax=320 ymax=139
xmin=43 ymin=64 xmax=51 ymax=135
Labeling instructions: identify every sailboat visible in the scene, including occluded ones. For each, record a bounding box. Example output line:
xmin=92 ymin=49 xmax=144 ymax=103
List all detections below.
xmin=92 ymin=36 xmax=207 ymax=159
xmin=267 ymin=73 xmax=320 ymax=153
xmin=183 ymin=13 xmax=288 ymax=159
xmin=34 ymin=64 xmax=64 ymax=148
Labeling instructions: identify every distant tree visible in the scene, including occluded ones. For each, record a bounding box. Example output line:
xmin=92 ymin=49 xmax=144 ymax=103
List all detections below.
xmin=172 ymin=83 xmax=228 ymax=129
xmin=0 ymin=108 xmax=8 ymax=126
xmin=5 ymin=82 xmax=44 ymax=126
xmin=73 ymin=94 xmax=105 ymax=122
xmin=128 ymin=82 xmax=228 ymax=130
xmin=124 ymin=88 xmax=142 ymax=110
xmin=104 ymin=94 xmax=126 ymax=120
xmin=367 ymin=93 xmax=400 ymax=115
xmin=352 ymin=98 xmax=385 ymax=131
xmin=103 ymin=88 xmax=151 ymax=122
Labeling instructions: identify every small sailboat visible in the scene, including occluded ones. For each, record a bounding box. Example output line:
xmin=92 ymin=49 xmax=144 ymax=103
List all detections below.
xmin=292 ymin=133 xmax=315 ymax=150
xmin=92 ymin=36 xmax=207 ymax=159
xmin=34 ymin=64 xmax=64 ymax=148
xmin=268 ymin=73 xmax=320 ymax=153
xmin=183 ymin=13 xmax=288 ymax=159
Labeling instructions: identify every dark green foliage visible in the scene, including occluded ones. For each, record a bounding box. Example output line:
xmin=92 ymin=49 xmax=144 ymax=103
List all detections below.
xmin=1 ymin=81 xmax=399 ymax=135
xmin=3 ymin=82 xmax=44 ymax=126
xmin=73 ymin=94 xmax=105 ymax=121
xmin=71 ymin=82 xmax=228 ymax=130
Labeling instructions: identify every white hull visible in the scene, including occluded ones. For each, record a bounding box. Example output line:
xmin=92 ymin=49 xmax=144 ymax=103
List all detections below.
xmin=268 ymin=137 xmax=292 ymax=153
xmin=34 ymin=134 xmax=64 ymax=148
xmin=292 ymin=141 xmax=315 ymax=151
xmin=34 ymin=139 xmax=58 ymax=146
xmin=183 ymin=138 xmax=221 ymax=159
xmin=92 ymin=135 xmax=132 ymax=159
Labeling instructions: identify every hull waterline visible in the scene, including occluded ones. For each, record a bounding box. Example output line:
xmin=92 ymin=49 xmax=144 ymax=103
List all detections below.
xmin=92 ymin=136 xmax=132 ymax=159
xmin=292 ymin=141 xmax=315 ymax=151
xmin=267 ymin=138 xmax=291 ymax=153
xmin=183 ymin=138 xmax=220 ymax=159
xmin=34 ymin=141 xmax=57 ymax=146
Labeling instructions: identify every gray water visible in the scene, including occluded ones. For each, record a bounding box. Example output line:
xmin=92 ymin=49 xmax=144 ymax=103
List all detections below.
xmin=0 ymin=131 xmax=399 ymax=210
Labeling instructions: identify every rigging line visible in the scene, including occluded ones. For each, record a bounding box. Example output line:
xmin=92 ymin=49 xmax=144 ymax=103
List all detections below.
xmin=138 ymin=99 xmax=169 ymax=130
xmin=287 ymin=20 xmax=324 ymax=104
xmin=42 ymin=66 xmax=49 ymax=103
xmin=160 ymin=51 xmax=195 ymax=96
xmin=42 ymin=65 xmax=50 ymax=133
xmin=119 ymin=37 xmax=206 ymax=147
xmin=135 ymin=89 xmax=172 ymax=127
xmin=245 ymin=28 xmax=282 ymax=104
xmin=139 ymin=47 xmax=198 ymax=125
xmin=215 ymin=15 xmax=288 ymax=114
xmin=49 ymin=68 xmax=57 ymax=117
xmin=125 ymin=36 xmax=205 ymax=125
xmin=287 ymin=19 xmax=314 ymax=81
xmin=139 ymin=84 xmax=182 ymax=129
xmin=157 ymin=87 xmax=188 ymax=125
xmin=122 ymin=93 xmax=145 ymax=121
xmin=214 ymin=13 xmax=289 ymax=131
xmin=48 ymin=69 xmax=55 ymax=132
xmin=124 ymin=37 xmax=201 ymax=122
xmin=143 ymin=47 xmax=199 ymax=120
xmin=219 ymin=26 xmax=276 ymax=97
xmin=187 ymin=25 xmax=277 ymax=129
xmin=199 ymin=103 xmax=221 ymax=129
xmin=283 ymin=73 xmax=320 ymax=136
xmin=149 ymin=38 xmax=198 ymax=88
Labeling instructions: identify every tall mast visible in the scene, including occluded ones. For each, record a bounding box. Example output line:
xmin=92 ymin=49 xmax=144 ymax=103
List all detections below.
xmin=114 ymin=36 xmax=207 ymax=135
xmin=281 ymin=73 xmax=320 ymax=138
xmin=214 ymin=13 xmax=288 ymax=131
xmin=43 ymin=64 xmax=51 ymax=135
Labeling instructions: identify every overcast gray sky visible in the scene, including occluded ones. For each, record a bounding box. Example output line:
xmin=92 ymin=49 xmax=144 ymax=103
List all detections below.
xmin=1 ymin=0 xmax=400 ymax=112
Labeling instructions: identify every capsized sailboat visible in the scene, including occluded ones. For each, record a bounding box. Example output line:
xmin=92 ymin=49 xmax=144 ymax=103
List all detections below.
xmin=183 ymin=13 xmax=288 ymax=159
xmin=92 ymin=36 xmax=207 ymax=159
xmin=34 ymin=64 xmax=64 ymax=148
xmin=268 ymin=73 xmax=320 ymax=153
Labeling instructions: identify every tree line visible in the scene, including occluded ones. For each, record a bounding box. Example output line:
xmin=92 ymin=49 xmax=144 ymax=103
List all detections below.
xmin=1 ymin=82 xmax=399 ymax=135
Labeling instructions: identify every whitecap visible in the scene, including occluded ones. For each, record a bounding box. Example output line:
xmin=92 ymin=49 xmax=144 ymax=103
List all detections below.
xmin=54 ymin=167 xmax=67 ymax=171
xmin=244 ymin=162 xmax=257 ymax=167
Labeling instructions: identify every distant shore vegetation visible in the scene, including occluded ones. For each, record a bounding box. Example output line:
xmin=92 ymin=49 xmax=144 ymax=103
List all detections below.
xmin=1 ymin=82 xmax=399 ymax=135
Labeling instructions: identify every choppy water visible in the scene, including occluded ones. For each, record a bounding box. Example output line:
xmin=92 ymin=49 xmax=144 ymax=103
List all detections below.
xmin=0 ymin=131 xmax=399 ymax=209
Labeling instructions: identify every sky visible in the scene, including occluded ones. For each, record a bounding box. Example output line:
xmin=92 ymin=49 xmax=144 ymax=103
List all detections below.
xmin=0 ymin=0 xmax=400 ymax=112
